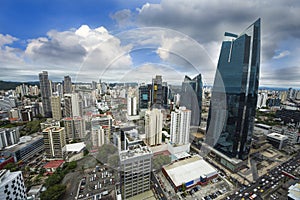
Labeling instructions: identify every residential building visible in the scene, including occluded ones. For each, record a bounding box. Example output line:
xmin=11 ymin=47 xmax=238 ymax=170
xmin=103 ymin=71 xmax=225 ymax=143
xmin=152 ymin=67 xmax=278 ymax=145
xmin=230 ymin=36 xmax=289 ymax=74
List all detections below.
xmin=63 ymin=117 xmax=85 ymax=141
xmin=170 ymin=107 xmax=191 ymax=145
xmin=145 ymin=109 xmax=163 ymax=146
xmin=51 ymin=96 xmax=62 ymax=120
xmin=0 ymin=128 xmax=20 ymax=149
xmin=127 ymin=96 xmax=137 ymax=116
xmin=64 ymin=93 xmax=83 ymax=117
xmin=91 ymin=125 xmax=105 ymax=148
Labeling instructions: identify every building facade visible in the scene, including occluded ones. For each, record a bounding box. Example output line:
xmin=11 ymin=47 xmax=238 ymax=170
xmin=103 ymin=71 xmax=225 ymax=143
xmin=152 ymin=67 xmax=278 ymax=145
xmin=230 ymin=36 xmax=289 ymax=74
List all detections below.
xmin=39 ymin=71 xmax=52 ymax=117
xmin=145 ymin=109 xmax=163 ymax=146
xmin=180 ymin=74 xmax=202 ymax=126
xmin=0 ymin=170 xmax=27 ymax=200
xmin=170 ymin=107 xmax=191 ymax=145
xmin=0 ymin=128 xmax=19 ymax=149
xmin=206 ymin=19 xmax=261 ymax=160
xmin=63 ymin=117 xmax=85 ymax=141
xmin=119 ymin=144 xmax=152 ymax=199
xmin=63 ymin=75 xmax=72 ymax=94
xmin=43 ymin=127 xmax=66 ymax=159
xmin=51 ymin=96 xmax=62 ymax=120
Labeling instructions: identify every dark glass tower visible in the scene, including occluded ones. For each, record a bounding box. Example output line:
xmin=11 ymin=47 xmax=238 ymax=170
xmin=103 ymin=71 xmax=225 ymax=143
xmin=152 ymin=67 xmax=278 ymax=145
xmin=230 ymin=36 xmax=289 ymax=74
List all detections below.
xmin=139 ymin=84 xmax=152 ymax=110
xmin=39 ymin=71 xmax=52 ymax=118
xmin=206 ymin=19 xmax=260 ymax=160
xmin=63 ymin=75 xmax=72 ymax=94
xmin=180 ymin=74 xmax=203 ymax=126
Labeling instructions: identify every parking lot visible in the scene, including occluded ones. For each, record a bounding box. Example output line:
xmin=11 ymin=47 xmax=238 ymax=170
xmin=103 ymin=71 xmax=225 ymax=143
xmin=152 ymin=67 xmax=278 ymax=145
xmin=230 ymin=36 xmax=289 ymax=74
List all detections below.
xmin=77 ymin=166 xmax=117 ymax=200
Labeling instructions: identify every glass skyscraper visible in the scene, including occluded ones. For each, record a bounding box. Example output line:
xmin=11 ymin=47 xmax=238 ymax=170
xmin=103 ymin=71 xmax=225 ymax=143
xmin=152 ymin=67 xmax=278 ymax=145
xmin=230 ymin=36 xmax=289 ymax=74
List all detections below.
xmin=180 ymin=74 xmax=203 ymax=126
xmin=39 ymin=71 xmax=52 ymax=118
xmin=206 ymin=19 xmax=261 ymax=160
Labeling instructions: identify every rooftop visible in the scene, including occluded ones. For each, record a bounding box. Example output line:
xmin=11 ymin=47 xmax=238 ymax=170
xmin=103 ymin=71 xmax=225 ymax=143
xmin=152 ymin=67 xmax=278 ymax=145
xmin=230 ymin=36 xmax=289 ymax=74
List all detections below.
xmin=65 ymin=142 xmax=86 ymax=152
xmin=4 ymin=133 xmax=43 ymax=153
xmin=43 ymin=160 xmax=64 ymax=169
xmin=268 ymin=133 xmax=289 ymax=140
xmin=163 ymin=155 xmax=218 ymax=187
xmin=288 ymin=183 xmax=300 ymax=200
xmin=120 ymin=144 xmax=152 ymax=161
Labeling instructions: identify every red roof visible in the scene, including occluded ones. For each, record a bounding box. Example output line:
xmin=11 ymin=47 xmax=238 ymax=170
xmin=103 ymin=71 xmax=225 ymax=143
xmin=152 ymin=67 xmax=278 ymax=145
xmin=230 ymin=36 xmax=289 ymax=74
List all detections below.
xmin=43 ymin=160 xmax=64 ymax=169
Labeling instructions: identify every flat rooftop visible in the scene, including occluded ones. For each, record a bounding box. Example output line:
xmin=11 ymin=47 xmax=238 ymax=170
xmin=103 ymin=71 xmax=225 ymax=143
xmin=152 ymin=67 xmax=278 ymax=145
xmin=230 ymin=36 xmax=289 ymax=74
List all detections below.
xmin=268 ymin=133 xmax=288 ymax=140
xmin=4 ymin=133 xmax=43 ymax=153
xmin=163 ymin=155 xmax=218 ymax=187
xmin=120 ymin=145 xmax=152 ymax=161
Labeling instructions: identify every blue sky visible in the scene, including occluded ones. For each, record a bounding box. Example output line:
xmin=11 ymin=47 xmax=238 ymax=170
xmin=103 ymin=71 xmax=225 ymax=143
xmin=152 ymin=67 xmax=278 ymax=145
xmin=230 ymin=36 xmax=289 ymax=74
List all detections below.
xmin=0 ymin=0 xmax=300 ymax=87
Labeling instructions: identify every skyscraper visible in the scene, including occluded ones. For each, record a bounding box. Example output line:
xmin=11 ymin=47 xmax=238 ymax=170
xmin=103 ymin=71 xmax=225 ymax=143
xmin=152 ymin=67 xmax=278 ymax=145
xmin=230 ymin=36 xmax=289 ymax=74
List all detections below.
xmin=145 ymin=109 xmax=163 ymax=146
xmin=39 ymin=71 xmax=52 ymax=117
xmin=64 ymin=93 xmax=83 ymax=117
xmin=51 ymin=96 xmax=62 ymax=120
xmin=138 ymin=83 xmax=151 ymax=110
xmin=180 ymin=74 xmax=203 ymax=126
xmin=170 ymin=107 xmax=191 ymax=145
xmin=206 ymin=19 xmax=261 ymax=160
xmin=63 ymin=75 xmax=72 ymax=94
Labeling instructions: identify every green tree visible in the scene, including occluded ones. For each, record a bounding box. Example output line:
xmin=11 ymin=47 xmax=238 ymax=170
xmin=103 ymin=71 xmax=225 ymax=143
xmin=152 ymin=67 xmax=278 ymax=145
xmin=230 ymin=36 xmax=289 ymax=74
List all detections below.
xmin=40 ymin=184 xmax=66 ymax=200
xmin=4 ymin=162 xmax=18 ymax=172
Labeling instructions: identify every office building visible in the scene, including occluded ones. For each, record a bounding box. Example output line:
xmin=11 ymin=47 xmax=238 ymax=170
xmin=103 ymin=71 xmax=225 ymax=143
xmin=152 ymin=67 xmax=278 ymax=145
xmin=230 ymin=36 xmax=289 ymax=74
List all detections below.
xmin=170 ymin=107 xmax=191 ymax=145
xmin=1 ymin=133 xmax=44 ymax=162
xmin=51 ymin=96 xmax=62 ymax=120
xmin=119 ymin=143 xmax=152 ymax=199
xmin=138 ymin=84 xmax=151 ymax=110
xmin=0 ymin=128 xmax=19 ymax=149
xmin=0 ymin=170 xmax=27 ymax=200
xmin=63 ymin=117 xmax=85 ymax=141
xmin=180 ymin=74 xmax=203 ymax=126
xmin=127 ymin=96 xmax=137 ymax=116
xmin=43 ymin=127 xmax=66 ymax=159
xmin=266 ymin=133 xmax=288 ymax=150
xmin=151 ymin=75 xmax=165 ymax=108
xmin=39 ymin=71 xmax=52 ymax=117
xmin=206 ymin=19 xmax=261 ymax=160
xmin=145 ymin=109 xmax=163 ymax=146
xmin=63 ymin=75 xmax=72 ymax=94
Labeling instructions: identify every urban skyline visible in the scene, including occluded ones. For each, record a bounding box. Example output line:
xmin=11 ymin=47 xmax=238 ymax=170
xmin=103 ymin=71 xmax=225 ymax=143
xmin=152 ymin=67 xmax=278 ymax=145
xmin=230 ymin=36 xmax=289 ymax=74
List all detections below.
xmin=0 ymin=1 xmax=299 ymax=88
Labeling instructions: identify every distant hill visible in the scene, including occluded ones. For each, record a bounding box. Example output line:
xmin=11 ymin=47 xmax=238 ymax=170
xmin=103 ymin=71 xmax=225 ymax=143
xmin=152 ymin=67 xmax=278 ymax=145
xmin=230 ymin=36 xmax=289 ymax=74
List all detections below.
xmin=0 ymin=80 xmax=39 ymax=90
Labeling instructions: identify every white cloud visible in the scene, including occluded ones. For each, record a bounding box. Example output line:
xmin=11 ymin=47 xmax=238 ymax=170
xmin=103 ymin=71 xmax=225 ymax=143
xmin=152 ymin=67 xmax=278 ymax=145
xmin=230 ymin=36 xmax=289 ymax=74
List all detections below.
xmin=273 ymin=50 xmax=290 ymax=59
xmin=0 ymin=34 xmax=18 ymax=47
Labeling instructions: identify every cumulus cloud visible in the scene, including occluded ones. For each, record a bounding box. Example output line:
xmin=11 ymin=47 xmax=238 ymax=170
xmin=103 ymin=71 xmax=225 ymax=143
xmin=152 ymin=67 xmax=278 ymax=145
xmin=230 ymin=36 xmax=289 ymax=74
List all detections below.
xmin=136 ymin=0 xmax=300 ymax=87
xmin=110 ymin=9 xmax=133 ymax=27
xmin=0 ymin=34 xmax=18 ymax=47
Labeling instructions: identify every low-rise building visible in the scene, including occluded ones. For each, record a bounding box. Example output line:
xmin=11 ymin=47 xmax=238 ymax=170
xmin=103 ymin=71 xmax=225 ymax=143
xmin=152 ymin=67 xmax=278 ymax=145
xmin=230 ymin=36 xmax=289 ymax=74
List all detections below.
xmin=43 ymin=160 xmax=64 ymax=175
xmin=266 ymin=133 xmax=289 ymax=150
xmin=162 ymin=155 xmax=218 ymax=192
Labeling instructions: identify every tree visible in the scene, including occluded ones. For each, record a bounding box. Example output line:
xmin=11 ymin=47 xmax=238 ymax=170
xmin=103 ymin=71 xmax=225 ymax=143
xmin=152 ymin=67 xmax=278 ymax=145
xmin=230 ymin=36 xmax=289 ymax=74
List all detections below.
xmin=40 ymin=184 xmax=66 ymax=200
xmin=4 ymin=162 xmax=18 ymax=172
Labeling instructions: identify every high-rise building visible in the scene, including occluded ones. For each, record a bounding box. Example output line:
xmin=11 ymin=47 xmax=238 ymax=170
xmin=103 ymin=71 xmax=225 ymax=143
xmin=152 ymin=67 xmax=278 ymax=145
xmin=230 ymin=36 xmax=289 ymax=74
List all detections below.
xmin=91 ymin=125 xmax=105 ymax=148
xmin=206 ymin=19 xmax=261 ymax=160
xmin=151 ymin=75 xmax=163 ymax=108
xmin=51 ymin=96 xmax=62 ymax=120
xmin=64 ymin=93 xmax=83 ymax=117
xmin=0 ymin=170 xmax=27 ymax=199
xmin=91 ymin=115 xmax=113 ymax=144
xmin=127 ymin=96 xmax=137 ymax=116
xmin=63 ymin=117 xmax=85 ymax=141
xmin=39 ymin=71 xmax=52 ymax=117
xmin=63 ymin=75 xmax=72 ymax=94
xmin=170 ymin=107 xmax=191 ymax=145
xmin=43 ymin=127 xmax=66 ymax=159
xmin=180 ymin=74 xmax=203 ymax=126
xmin=0 ymin=128 xmax=19 ymax=149
xmin=138 ymin=84 xmax=151 ymax=110
xmin=145 ymin=109 xmax=163 ymax=146
xmin=119 ymin=143 xmax=152 ymax=199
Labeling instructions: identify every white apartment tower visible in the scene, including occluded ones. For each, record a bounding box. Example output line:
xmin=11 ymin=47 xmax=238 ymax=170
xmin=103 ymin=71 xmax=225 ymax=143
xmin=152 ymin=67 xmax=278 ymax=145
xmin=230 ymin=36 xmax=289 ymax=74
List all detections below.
xmin=145 ymin=109 xmax=163 ymax=146
xmin=127 ymin=96 xmax=137 ymax=116
xmin=170 ymin=107 xmax=191 ymax=145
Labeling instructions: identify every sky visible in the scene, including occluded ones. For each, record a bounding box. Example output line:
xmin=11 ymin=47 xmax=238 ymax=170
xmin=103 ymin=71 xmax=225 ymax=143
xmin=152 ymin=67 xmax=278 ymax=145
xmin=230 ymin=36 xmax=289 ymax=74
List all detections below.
xmin=0 ymin=0 xmax=300 ymax=88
